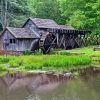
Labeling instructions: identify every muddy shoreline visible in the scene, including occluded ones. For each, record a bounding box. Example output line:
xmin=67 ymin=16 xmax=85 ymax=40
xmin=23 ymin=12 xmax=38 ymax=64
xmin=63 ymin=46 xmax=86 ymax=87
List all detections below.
xmin=0 ymin=66 xmax=99 ymax=95
xmin=2 ymin=66 xmax=100 ymax=79
xmin=0 ymin=67 xmax=100 ymax=100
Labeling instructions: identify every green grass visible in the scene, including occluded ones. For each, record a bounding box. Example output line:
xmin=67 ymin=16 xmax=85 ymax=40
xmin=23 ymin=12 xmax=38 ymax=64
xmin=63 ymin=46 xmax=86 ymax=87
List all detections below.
xmin=0 ymin=65 xmax=8 ymax=71
xmin=0 ymin=46 xmax=99 ymax=73
xmin=56 ymin=46 xmax=100 ymax=56
xmin=0 ymin=55 xmax=91 ymax=71
xmin=55 ymin=46 xmax=100 ymax=67
xmin=0 ymin=65 xmax=8 ymax=75
xmin=0 ymin=56 xmax=10 ymax=63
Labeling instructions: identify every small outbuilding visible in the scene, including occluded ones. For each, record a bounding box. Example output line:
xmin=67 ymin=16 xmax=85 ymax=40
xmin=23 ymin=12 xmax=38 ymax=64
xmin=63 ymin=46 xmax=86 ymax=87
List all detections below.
xmin=0 ymin=27 xmax=39 ymax=51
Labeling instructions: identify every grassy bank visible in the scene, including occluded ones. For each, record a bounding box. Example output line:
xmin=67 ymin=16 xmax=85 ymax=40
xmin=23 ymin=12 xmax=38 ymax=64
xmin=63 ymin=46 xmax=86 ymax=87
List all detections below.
xmin=0 ymin=46 xmax=99 ymax=74
xmin=0 ymin=55 xmax=91 ymax=71
xmin=55 ymin=46 xmax=100 ymax=67
xmin=56 ymin=46 xmax=100 ymax=56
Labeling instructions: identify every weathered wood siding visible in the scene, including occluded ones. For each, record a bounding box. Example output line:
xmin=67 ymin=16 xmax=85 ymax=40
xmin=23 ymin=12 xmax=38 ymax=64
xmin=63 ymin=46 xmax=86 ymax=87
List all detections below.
xmin=1 ymin=30 xmax=16 ymax=51
xmin=24 ymin=20 xmax=40 ymax=37
xmin=0 ymin=35 xmax=3 ymax=50
xmin=16 ymin=39 xmax=34 ymax=51
xmin=24 ymin=20 xmax=37 ymax=31
xmin=1 ymin=30 xmax=35 ymax=51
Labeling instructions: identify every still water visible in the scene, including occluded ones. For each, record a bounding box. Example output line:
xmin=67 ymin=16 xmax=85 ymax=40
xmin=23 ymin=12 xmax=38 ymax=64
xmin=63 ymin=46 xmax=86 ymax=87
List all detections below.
xmin=0 ymin=72 xmax=100 ymax=100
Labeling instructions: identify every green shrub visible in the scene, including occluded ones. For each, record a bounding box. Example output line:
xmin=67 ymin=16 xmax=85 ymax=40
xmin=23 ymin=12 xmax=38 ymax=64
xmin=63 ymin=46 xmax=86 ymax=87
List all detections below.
xmin=22 ymin=50 xmax=33 ymax=55
xmin=0 ymin=65 xmax=8 ymax=71
xmin=9 ymin=60 xmax=19 ymax=68
xmin=0 ymin=56 xmax=10 ymax=63
xmin=58 ymin=51 xmax=71 ymax=55
xmin=9 ymin=58 xmax=24 ymax=68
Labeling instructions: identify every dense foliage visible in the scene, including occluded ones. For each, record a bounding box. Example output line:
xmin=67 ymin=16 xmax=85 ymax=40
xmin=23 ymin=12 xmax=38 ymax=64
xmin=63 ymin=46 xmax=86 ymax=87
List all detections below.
xmin=58 ymin=0 xmax=100 ymax=34
xmin=0 ymin=0 xmax=100 ymax=34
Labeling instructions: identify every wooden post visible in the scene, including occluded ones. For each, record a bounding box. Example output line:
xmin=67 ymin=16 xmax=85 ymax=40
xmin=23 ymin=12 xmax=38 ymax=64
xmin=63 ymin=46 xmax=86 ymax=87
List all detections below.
xmin=56 ymin=33 xmax=59 ymax=46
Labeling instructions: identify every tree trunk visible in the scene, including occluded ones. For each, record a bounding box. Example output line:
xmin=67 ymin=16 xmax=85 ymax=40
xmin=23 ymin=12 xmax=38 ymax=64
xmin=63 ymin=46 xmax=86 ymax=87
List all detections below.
xmin=1 ymin=0 xmax=7 ymax=30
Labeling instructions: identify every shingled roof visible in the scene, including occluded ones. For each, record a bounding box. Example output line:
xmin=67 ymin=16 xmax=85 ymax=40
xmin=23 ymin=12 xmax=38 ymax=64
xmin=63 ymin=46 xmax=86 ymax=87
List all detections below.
xmin=29 ymin=17 xmax=58 ymax=27
xmin=4 ymin=27 xmax=39 ymax=39
xmin=39 ymin=25 xmax=75 ymax=30
xmin=24 ymin=17 xmax=75 ymax=30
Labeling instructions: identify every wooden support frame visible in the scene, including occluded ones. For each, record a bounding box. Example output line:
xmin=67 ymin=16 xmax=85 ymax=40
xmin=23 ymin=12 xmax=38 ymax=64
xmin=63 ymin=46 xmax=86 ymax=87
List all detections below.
xmin=46 ymin=36 xmax=57 ymax=53
xmin=38 ymin=28 xmax=91 ymax=53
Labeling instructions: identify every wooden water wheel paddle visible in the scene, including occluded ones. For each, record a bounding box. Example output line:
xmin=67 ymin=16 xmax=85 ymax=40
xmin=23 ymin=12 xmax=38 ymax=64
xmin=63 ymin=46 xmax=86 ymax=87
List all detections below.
xmin=39 ymin=32 xmax=57 ymax=54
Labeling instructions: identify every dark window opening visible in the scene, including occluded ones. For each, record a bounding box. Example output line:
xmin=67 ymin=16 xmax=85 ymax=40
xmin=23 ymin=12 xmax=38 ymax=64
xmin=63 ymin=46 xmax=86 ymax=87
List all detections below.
xmin=13 ymin=39 xmax=16 ymax=43
xmin=10 ymin=39 xmax=16 ymax=44
xmin=0 ymin=23 xmax=3 ymax=32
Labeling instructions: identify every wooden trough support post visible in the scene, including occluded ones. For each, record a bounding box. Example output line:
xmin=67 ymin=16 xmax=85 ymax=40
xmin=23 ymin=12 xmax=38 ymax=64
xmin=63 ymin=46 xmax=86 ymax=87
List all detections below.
xmin=79 ymin=33 xmax=85 ymax=47
xmin=85 ymin=31 xmax=88 ymax=46
xmin=96 ymin=34 xmax=100 ymax=45
xmin=45 ymin=36 xmax=57 ymax=53
xmin=81 ymin=31 xmax=90 ymax=46
xmin=56 ymin=30 xmax=59 ymax=47
xmin=59 ymin=34 xmax=65 ymax=48
xmin=74 ymin=30 xmax=80 ymax=48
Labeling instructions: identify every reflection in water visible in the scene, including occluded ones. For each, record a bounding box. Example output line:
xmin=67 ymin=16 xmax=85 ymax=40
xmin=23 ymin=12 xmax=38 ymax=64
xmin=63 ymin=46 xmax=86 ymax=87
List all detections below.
xmin=0 ymin=72 xmax=100 ymax=100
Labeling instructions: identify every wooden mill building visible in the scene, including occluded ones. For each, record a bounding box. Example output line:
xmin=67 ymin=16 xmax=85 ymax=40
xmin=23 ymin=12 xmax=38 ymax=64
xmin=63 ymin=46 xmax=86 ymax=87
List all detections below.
xmin=0 ymin=17 xmax=91 ymax=53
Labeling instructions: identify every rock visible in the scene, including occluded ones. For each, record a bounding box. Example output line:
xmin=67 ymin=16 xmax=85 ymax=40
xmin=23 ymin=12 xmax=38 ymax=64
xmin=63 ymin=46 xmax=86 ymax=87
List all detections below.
xmin=63 ymin=72 xmax=73 ymax=77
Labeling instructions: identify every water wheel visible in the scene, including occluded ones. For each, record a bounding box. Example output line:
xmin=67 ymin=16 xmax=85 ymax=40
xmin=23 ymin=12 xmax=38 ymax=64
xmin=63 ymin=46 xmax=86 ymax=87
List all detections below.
xmin=30 ymin=39 xmax=39 ymax=51
xmin=39 ymin=32 xmax=57 ymax=54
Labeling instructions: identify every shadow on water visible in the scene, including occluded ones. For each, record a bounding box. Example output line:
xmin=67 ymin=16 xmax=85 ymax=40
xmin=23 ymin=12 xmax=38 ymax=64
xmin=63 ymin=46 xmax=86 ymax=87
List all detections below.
xmin=0 ymin=72 xmax=100 ymax=100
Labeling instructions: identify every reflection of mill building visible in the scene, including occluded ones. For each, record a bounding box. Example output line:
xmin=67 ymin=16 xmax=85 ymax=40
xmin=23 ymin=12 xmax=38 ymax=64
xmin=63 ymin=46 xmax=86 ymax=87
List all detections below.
xmin=0 ymin=17 xmax=91 ymax=53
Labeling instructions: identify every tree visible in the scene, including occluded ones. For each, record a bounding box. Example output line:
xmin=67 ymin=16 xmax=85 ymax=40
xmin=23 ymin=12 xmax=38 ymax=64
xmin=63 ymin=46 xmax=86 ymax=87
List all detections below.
xmin=5 ymin=0 xmax=37 ymax=27
xmin=69 ymin=10 xmax=87 ymax=29
xmin=31 ymin=0 xmax=63 ymax=24
xmin=0 ymin=0 xmax=99 ymax=35
xmin=0 ymin=0 xmax=7 ymax=30
xmin=59 ymin=0 xmax=100 ymax=34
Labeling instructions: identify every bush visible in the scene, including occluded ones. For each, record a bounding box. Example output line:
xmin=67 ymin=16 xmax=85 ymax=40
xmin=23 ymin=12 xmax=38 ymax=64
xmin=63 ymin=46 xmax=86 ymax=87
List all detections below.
xmin=0 ymin=65 xmax=8 ymax=71
xmin=58 ymin=51 xmax=71 ymax=55
xmin=22 ymin=50 xmax=33 ymax=55
xmin=9 ymin=58 xmax=24 ymax=68
xmin=9 ymin=60 xmax=19 ymax=68
xmin=0 ymin=56 xmax=10 ymax=63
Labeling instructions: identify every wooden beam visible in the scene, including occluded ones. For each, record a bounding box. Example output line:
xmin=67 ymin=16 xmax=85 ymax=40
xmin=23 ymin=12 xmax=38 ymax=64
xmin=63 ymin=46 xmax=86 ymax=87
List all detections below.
xmin=46 ymin=37 xmax=57 ymax=53
xmin=59 ymin=34 xmax=65 ymax=47
xmin=56 ymin=33 xmax=59 ymax=46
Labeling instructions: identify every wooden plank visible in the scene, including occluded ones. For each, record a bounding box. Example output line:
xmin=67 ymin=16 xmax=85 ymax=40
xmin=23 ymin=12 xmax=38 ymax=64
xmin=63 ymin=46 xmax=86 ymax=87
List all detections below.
xmin=46 ymin=37 xmax=57 ymax=53
xmin=59 ymin=34 xmax=65 ymax=47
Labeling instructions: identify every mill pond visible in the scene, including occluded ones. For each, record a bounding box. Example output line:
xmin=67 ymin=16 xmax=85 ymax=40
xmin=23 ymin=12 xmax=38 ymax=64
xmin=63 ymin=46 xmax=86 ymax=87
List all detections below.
xmin=0 ymin=71 xmax=100 ymax=100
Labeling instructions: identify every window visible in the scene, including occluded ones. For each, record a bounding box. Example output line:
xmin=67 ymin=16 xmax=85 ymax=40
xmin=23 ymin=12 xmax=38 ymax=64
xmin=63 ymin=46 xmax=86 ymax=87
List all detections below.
xmin=10 ymin=39 xmax=16 ymax=44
